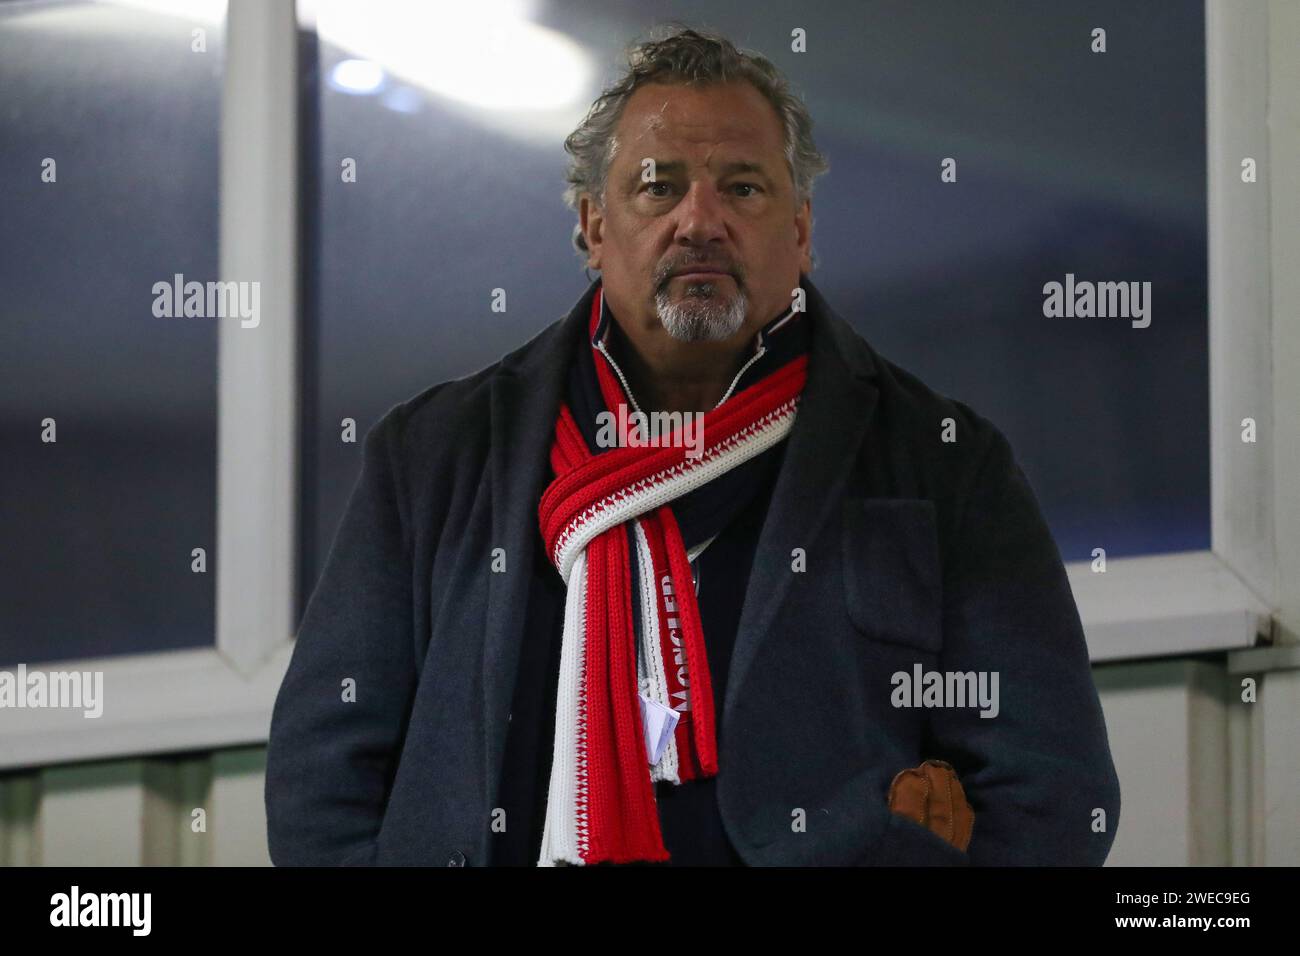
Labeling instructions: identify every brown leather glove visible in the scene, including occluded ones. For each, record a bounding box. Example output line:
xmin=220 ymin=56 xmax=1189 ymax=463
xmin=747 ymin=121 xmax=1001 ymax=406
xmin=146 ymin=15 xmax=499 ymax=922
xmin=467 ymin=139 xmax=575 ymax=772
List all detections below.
xmin=888 ymin=758 xmax=974 ymax=852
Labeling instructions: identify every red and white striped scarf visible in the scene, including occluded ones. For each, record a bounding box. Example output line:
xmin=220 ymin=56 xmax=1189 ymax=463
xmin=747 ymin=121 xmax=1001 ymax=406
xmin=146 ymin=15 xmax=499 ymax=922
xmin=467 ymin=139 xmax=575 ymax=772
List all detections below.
xmin=536 ymin=288 xmax=809 ymax=865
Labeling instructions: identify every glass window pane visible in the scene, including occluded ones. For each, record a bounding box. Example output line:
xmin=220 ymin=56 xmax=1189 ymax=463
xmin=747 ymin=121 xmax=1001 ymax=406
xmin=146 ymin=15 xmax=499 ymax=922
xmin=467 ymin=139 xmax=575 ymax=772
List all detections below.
xmin=299 ymin=0 xmax=1208 ymax=619
xmin=0 ymin=0 xmax=226 ymax=666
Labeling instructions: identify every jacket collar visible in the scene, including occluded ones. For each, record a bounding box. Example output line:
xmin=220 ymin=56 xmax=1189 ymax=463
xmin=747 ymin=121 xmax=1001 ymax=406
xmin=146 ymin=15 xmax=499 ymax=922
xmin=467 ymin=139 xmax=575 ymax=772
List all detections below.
xmin=590 ymin=282 xmax=803 ymax=351
xmin=480 ymin=273 xmax=881 ymax=863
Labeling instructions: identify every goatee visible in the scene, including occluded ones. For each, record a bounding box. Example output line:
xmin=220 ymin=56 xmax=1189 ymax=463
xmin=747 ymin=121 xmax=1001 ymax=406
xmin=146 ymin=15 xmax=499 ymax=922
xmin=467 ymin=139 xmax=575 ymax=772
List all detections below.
xmin=654 ymin=281 xmax=748 ymax=343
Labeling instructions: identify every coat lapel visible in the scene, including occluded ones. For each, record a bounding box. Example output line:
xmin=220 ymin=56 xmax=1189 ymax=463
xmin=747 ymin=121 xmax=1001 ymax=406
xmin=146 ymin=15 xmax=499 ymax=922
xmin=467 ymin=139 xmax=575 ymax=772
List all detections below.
xmin=718 ymin=276 xmax=883 ymax=861
xmin=480 ymin=283 xmax=596 ymax=832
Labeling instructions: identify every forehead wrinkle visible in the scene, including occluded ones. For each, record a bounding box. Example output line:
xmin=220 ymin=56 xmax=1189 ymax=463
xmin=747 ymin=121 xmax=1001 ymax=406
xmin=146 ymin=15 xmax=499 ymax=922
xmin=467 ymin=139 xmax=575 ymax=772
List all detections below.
xmin=621 ymin=96 xmax=777 ymax=167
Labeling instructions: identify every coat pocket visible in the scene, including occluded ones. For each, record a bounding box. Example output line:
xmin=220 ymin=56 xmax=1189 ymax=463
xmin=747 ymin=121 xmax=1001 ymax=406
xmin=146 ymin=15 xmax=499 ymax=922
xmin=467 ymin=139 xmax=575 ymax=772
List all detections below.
xmin=841 ymin=497 xmax=943 ymax=654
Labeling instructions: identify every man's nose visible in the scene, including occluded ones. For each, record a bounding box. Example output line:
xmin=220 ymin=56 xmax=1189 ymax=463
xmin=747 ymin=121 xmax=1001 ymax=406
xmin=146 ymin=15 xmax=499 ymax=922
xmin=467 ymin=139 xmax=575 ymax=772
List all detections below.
xmin=672 ymin=180 xmax=728 ymax=246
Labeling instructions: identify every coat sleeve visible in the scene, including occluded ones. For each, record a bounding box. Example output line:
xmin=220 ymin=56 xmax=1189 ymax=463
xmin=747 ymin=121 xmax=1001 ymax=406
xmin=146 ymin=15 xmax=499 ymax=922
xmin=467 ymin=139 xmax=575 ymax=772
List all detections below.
xmin=265 ymin=409 xmax=418 ymax=866
xmin=926 ymin=424 xmax=1121 ymax=865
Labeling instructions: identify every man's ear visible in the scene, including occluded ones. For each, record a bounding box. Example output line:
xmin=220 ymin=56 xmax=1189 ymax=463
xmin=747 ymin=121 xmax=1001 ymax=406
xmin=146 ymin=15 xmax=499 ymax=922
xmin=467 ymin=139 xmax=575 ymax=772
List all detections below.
xmin=796 ymin=198 xmax=813 ymax=274
xmin=580 ymin=194 xmax=604 ymax=271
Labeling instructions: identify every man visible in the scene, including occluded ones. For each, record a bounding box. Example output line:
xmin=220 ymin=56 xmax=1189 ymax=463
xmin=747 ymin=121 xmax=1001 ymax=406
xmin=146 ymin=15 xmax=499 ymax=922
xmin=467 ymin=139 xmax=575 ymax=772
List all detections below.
xmin=265 ymin=26 xmax=1120 ymax=867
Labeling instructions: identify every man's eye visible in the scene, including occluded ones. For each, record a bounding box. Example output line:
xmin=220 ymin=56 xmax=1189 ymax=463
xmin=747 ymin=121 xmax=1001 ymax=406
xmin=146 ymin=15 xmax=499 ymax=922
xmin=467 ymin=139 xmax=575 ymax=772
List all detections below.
xmin=642 ymin=181 xmax=759 ymax=198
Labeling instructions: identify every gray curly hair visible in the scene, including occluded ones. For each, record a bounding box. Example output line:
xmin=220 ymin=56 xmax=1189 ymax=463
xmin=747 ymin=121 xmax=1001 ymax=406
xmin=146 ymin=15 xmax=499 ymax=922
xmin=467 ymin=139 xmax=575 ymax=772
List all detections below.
xmin=562 ymin=24 xmax=829 ymax=265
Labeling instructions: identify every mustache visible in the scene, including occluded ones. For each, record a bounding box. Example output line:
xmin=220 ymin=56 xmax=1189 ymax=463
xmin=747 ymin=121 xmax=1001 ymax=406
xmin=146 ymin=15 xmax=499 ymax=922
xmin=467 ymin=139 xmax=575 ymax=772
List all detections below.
xmin=655 ymin=259 xmax=745 ymax=286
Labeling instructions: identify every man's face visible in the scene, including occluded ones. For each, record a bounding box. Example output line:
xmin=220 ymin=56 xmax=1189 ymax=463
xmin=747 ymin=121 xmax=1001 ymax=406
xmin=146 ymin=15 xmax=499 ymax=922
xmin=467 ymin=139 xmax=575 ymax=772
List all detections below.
xmin=580 ymin=81 xmax=812 ymax=344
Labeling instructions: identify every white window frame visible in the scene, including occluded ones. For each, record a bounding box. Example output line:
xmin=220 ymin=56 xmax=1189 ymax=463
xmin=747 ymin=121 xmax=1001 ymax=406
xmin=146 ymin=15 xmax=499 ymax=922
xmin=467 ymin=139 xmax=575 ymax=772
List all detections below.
xmin=4 ymin=0 xmax=300 ymax=769
xmin=1 ymin=0 xmax=1290 ymax=769
xmin=1077 ymin=0 xmax=1285 ymax=663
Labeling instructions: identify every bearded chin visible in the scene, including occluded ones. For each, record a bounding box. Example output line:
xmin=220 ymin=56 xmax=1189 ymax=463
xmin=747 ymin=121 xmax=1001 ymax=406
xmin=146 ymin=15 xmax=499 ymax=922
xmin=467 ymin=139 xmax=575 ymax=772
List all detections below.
xmin=654 ymin=283 xmax=748 ymax=343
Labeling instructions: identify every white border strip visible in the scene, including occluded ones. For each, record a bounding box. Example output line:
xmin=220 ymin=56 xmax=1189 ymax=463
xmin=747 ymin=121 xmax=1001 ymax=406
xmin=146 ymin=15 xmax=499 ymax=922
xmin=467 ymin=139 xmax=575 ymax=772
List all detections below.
xmin=0 ymin=645 xmax=293 ymax=769
xmin=1206 ymin=0 xmax=1276 ymax=611
xmin=216 ymin=0 xmax=300 ymax=676
xmin=1067 ymin=551 xmax=1270 ymax=663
